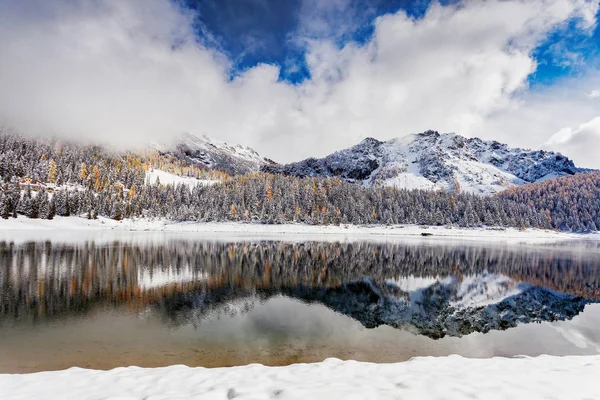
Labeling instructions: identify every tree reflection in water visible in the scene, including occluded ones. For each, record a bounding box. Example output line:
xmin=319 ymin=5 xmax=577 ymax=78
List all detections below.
xmin=1 ymin=240 xmax=599 ymax=338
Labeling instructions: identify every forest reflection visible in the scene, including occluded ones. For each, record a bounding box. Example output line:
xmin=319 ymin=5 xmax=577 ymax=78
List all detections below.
xmin=1 ymin=240 xmax=599 ymax=334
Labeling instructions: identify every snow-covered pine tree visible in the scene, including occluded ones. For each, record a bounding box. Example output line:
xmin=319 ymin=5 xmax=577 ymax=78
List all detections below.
xmin=54 ymin=189 xmax=70 ymax=216
xmin=0 ymin=193 xmax=10 ymax=219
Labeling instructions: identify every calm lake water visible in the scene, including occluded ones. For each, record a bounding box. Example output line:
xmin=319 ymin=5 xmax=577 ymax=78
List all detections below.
xmin=1 ymin=238 xmax=599 ymax=373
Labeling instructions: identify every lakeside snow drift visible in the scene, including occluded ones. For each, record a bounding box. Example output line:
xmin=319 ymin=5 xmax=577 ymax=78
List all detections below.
xmin=1 ymin=355 xmax=599 ymax=400
xmin=0 ymin=216 xmax=597 ymax=245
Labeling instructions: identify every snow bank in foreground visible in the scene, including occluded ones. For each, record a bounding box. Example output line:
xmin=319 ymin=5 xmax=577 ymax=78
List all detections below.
xmin=1 ymin=355 xmax=599 ymax=400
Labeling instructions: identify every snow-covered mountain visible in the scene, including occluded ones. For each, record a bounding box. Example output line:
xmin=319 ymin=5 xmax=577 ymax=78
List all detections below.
xmin=262 ymin=130 xmax=588 ymax=195
xmin=152 ymin=133 xmax=275 ymax=175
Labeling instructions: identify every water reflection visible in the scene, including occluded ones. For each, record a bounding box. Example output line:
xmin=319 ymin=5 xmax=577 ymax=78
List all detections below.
xmin=1 ymin=239 xmax=600 ymax=372
xmin=1 ymin=240 xmax=598 ymax=336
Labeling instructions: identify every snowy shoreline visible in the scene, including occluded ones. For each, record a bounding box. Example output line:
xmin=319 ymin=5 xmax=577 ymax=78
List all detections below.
xmin=0 ymin=215 xmax=597 ymax=244
xmin=1 ymin=355 xmax=599 ymax=399
xmin=2 ymin=217 xmax=599 ymax=399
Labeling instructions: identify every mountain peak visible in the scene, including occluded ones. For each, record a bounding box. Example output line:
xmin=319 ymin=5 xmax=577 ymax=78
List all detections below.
xmin=416 ymin=129 xmax=441 ymax=137
xmin=358 ymin=137 xmax=383 ymax=146
xmin=154 ymin=133 xmax=273 ymax=175
xmin=262 ymin=132 xmax=588 ymax=195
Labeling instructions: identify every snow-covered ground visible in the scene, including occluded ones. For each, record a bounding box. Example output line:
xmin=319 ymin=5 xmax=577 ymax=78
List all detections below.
xmin=0 ymin=216 xmax=597 ymax=245
xmin=1 ymin=218 xmax=598 ymax=399
xmin=1 ymin=355 xmax=599 ymax=400
xmin=145 ymin=169 xmax=219 ymax=188
xmin=0 ymin=215 xmax=598 ymax=246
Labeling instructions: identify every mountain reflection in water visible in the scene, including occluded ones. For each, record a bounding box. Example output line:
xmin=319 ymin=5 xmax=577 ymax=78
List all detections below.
xmin=1 ymin=240 xmax=599 ymax=340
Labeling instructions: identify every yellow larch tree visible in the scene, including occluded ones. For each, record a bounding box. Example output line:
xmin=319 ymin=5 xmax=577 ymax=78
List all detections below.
xmin=48 ymin=160 xmax=57 ymax=183
xmin=80 ymin=163 xmax=88 ymax=181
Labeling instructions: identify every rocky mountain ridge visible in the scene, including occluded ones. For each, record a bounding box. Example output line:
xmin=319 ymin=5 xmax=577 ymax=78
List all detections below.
xmin=261 ymin=130 xmax=588 ymax=195
xmin=151 ymin=132 xmax=275 ymax=175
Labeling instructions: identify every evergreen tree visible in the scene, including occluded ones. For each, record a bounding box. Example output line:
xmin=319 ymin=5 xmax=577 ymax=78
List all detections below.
xmin=0 ymin=193 xmax=10 ymax=219
xmin=38 ymin=189 xmax=51 ymax=219
xmin=55 ymin=189 xmax=70 ymax=216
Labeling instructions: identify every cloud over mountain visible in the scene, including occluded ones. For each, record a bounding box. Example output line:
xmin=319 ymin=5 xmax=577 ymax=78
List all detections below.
xmin=0 ymin=0 xmax=598 ymax=165
xmin=544 ymin=116 xmax=600 ymax=169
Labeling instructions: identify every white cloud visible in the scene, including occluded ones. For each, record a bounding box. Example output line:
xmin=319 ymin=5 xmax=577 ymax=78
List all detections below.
xmin=543 ymin=116 xmax=600 ymax=169
xmin=0 ymin=0 xmax=598 ymax=163
xmin=589 ymin=90 xmax=600 ymax=98
xmin=472 ymin=70 xmax=600 ymax=157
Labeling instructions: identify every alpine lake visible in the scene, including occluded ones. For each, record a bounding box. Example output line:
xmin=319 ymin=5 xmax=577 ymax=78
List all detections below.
xmin=1 ymin=235 xmax=599 ymax=373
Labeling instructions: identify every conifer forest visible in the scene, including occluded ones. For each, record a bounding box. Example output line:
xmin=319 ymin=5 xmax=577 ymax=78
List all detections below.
xmin=1 ymin=132 xmax=598 ymax=232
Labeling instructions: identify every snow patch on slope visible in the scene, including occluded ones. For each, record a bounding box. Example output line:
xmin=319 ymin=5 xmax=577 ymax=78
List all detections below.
xmin=145 ymin=169 xmax=219 ymax=188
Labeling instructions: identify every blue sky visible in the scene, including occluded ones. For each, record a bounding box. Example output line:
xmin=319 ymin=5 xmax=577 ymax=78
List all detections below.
xmin=532 ymin=10 xmax=600 ymax=86
xmin=182 ymin=0 xmax=460 ymax=82
xmin=183 ymin=0 xmax=600 ymax=85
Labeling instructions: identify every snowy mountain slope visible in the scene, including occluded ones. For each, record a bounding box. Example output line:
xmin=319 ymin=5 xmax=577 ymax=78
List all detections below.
xmin=262 ymin=130 xmax=589 ymax=195
xmin=152 ymin=133 xmax=275 ymax=175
